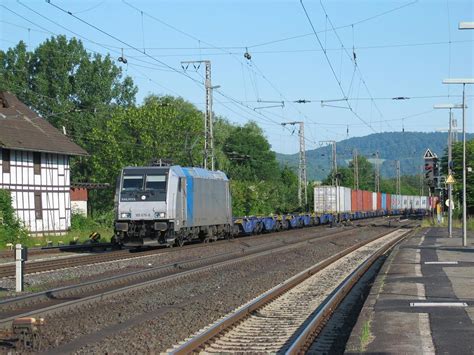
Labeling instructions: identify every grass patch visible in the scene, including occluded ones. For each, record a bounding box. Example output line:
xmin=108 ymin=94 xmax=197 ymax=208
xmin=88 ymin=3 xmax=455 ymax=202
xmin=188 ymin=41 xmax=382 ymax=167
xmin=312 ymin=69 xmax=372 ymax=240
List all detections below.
xmin=1 ymin=212 xmax=114 ymax=250
xmin=11 ymin=226 xmax=114 ymax=249
xmin=24 ymin=284 xmax=45 ymax=293
xmin=359 ymin=319 xmax=374 ymax=351
xmin=421 ymin=217 xmax=474 ymax=230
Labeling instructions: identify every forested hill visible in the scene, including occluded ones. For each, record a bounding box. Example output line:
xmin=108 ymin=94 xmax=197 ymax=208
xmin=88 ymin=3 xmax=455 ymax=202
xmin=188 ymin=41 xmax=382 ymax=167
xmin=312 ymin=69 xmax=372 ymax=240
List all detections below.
xmin=276 ymin=132 xmax=474 ymax=181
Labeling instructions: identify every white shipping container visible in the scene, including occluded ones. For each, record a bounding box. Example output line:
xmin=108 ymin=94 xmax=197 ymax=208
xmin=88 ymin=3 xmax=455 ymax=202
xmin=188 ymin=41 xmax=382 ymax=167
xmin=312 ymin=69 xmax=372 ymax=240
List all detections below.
xmin=391 ymin=194 xmax=398 ymax=210
xmin=413 ymin=196 xmax=421 ymax=209
xmin=314 ymin=186 xmax=336 ymax=212
xmin=344 ymin=187 xmax=352 ymax=212
xmin=372 ymin=192 xmax=377 ymax=211
xmin=396 ymin=195 xmax=402 ymax=209
xmin=314 ymin=186 xmax=352 ymax=213
xmin=421 ymin=196 xmax=428 ymax=209
xmin=401 ymin=195 xmax=409 ymax=209
xmin=336 ymin=187 xmax=352 ymax=213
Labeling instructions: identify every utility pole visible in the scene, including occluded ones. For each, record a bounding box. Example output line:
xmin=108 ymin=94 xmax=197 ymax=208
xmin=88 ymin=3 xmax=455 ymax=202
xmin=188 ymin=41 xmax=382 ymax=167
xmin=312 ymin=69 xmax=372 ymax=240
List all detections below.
xmin=434 ymin=103 xmax=465 ymax=238
xmin=181 ymin=60 xmax=219 ymax=170
xmin=420 ymin=165 xmax=424 ymax=196
xmin=282 ymin=121 xmax=307 ymax=208
xmin=396 ymin=160 xmax=401 ymax=196
xmin=374 ymin=151 xmax=380 ymax=193
xmin=353 ymin=149 xmax=359 ymax=190
xmin=320 ymin=140 xmax=337 ymax=186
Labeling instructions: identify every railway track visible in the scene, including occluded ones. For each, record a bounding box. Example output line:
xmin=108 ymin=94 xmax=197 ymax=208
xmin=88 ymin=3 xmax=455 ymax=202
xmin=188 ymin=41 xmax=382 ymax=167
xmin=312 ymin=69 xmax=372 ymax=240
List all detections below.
xmin=0 ymin=247 xmax=62 ymax=259
xmin=0 ymin=216 xmax=393 ymax=278
xmin=0 ymin=221 xmax=402 ymax=332
xmin=167 ymin=223 xmax=415 ymax=354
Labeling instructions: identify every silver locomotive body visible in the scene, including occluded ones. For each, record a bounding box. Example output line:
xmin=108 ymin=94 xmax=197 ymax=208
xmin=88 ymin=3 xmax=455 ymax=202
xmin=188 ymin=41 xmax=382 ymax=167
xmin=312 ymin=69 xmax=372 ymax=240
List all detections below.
xmin=114 ymin=165 xmax=233 ymax=246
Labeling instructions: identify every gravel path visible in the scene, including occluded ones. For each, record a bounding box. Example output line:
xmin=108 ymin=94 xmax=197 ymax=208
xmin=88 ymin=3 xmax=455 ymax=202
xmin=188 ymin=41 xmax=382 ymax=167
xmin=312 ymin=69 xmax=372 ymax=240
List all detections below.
xmin=25 ymin=226 xmax=391 ymax=354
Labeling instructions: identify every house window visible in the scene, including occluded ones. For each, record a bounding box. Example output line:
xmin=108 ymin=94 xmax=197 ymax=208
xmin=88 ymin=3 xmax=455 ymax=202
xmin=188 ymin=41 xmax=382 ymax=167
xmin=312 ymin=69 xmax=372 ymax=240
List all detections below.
xmin=33 ymin=152 xmax=41 ymax=175
xmin=34 ymin=192 xmax=43 ymax=220
xmin=2 ymin=149 xmax=10 ymax=173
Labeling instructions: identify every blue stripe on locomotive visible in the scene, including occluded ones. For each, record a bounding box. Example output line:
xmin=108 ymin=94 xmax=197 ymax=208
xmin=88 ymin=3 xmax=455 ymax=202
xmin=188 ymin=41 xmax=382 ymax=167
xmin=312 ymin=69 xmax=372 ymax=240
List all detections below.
xmin=182 ymin=168 xmax=194 ymax=224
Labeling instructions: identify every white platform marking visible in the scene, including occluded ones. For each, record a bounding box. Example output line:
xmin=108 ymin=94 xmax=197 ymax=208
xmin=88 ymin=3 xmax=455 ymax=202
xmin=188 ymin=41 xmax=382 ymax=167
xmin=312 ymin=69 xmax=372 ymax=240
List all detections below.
xmin=424 ymin=261 xmax=458 ymax=265
xmin=410 ymin=302 xmax=468 ymax=307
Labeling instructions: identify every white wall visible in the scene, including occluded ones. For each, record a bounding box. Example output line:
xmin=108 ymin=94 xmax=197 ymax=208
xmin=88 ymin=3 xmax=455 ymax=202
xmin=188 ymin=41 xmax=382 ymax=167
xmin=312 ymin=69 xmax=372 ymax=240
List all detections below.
xmin=0 ymin=149 xmax=71 ymax=235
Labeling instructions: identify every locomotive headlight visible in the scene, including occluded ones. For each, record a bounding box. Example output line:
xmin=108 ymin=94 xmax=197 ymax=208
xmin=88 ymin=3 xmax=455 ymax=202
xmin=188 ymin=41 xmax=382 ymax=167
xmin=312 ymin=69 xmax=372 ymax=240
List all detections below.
xmin=120 ymin=212 xmax=131 ymax=219
xmin=155 ymin=212 xmax=166 ymax=218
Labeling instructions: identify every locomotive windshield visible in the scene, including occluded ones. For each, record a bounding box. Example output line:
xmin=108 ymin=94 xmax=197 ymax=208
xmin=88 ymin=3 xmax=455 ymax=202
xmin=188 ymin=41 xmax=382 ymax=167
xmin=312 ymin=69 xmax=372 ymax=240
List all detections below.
xmin=120 ymin=171 xmax=168 ymax=201
xmin=122 ymin=175 xmax=144 ymax=191
xmin=145 ymin=175 xmax=166 ymax=191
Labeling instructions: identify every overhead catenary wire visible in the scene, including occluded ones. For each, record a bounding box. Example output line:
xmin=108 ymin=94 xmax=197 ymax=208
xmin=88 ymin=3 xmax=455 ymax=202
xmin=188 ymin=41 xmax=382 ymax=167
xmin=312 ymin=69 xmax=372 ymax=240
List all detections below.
xmin=44 ymin=0 xmax=299 ymax=134
xmin=319 ymin=0 xmax=386 ymax=127
xmin=247 ymin=0 xmax=418 ymax=49
xmin=120 ymin=0 xmax=333 ymax=143
xmin=299 ymin=0 xmax=377 ymax=133
xmin=5 ymin=1 xmax=467 ymax=148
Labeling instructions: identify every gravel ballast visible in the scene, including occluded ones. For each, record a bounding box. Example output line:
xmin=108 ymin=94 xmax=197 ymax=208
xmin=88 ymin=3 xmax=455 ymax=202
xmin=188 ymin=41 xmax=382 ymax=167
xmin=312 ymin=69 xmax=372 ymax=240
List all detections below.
xmin=24 ymin=226 xmax=396 ymax=353
xmin=0 ymin=224 xmax=366 ymax=296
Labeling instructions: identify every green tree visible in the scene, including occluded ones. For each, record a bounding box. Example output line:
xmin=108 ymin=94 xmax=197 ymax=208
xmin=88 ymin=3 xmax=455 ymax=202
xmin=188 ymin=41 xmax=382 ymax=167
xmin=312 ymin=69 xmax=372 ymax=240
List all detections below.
xmin=322 ymin=155 xmax=375 ymax=190
xmin=87 ymin=95 xmax=204 ymax=211
xmin=0 ymin=36 xmax=138 ymax=182
xmin=0 ymin=190 xmax=29 ymax=245
xmin=444 ymin=139 xmax=474 ymax=214
xmin=223 ymin=121 xmax=280 ymax=182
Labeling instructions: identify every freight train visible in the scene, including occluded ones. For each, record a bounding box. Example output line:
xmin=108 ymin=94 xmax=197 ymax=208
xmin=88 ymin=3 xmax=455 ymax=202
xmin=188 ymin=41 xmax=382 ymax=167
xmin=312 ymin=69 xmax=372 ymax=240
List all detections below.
xmin=114 ymin=165 xmax=428 ymax=247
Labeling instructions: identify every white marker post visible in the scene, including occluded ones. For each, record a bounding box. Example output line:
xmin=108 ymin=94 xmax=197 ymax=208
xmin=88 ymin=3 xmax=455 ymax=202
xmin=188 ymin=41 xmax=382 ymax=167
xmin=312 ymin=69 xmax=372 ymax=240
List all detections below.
xmin=15 ymin=244 xmax=27 ymax=292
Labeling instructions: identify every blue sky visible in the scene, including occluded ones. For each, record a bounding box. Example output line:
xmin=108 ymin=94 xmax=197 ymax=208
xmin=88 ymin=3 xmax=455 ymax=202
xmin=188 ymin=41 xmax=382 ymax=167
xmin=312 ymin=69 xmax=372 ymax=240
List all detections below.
xmin=1 ymin=0 xmax=473 ymax=154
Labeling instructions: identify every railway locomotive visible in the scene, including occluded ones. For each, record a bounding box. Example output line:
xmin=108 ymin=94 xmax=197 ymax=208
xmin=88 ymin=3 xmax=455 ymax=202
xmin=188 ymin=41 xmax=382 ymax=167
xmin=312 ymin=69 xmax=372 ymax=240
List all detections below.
xmin=114 ymin=165 xmax=233 ymax=247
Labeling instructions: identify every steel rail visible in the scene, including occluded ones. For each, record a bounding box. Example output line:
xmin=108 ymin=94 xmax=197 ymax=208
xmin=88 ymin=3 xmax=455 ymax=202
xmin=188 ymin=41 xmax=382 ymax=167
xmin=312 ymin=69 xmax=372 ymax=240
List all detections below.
xmin=285 ymin=228 xmax=412 ymax=354
xmin=0 ymin=216 xmax=391 ymax=278
xmin=168 ymin=224 xmax=415 ymax=354
xmin=0 ymin=223 xmax=380 ymax=330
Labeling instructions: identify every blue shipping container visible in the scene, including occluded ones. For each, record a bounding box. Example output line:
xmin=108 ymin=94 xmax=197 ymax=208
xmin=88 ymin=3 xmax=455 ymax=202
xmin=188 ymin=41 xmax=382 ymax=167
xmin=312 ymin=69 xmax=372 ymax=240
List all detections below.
xmin=381 ymin=193 xmax=387 ymax=210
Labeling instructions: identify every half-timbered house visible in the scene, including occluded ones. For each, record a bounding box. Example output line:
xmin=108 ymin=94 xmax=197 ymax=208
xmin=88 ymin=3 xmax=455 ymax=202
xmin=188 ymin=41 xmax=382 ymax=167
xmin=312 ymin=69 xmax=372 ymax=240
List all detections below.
xmin=0 ymin=92 xmax=88 ymax=235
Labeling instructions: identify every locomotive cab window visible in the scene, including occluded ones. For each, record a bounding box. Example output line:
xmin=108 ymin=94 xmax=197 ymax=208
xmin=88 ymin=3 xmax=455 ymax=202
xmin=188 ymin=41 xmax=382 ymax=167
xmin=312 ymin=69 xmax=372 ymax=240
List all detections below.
xmin=122 ymin=175 xmax=144 ymax=191
xmin=145 ymin=175 xmax=166 ymax=190
xmin=145 ymin=175 xmax=167 ymax=201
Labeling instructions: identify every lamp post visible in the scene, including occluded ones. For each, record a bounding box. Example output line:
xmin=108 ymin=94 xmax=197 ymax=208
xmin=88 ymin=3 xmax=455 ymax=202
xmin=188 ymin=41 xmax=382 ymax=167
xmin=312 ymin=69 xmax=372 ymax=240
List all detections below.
xmin=434 ymin=103 xmax=465 ymax=238
xmin=442 ymin=79 xmax=474 ymax=246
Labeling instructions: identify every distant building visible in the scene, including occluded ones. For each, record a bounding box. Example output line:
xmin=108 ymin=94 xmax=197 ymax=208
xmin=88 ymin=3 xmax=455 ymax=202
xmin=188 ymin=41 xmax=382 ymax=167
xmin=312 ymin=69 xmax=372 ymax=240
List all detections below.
xmin=0 ymin=92 xmax=88 ymax=235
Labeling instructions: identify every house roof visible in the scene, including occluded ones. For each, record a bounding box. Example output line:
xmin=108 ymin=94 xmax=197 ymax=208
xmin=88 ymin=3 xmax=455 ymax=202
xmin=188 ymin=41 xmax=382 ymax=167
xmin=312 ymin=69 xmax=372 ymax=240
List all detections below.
xmin=0 ymin=91 xmax=88 ymax=156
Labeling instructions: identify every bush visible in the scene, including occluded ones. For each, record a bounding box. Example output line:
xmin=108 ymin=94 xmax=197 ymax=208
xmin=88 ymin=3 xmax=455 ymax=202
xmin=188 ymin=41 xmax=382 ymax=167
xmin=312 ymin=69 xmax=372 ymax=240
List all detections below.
xmin=92 ymin=210 xmax=115 ymax=228
xmin=0 ymin=189 xmax=29 ymax=245
xmin=70 ymin=210 xmax=114 ymax=231
xmin=70 ymin=212 xmax=98 ymax=231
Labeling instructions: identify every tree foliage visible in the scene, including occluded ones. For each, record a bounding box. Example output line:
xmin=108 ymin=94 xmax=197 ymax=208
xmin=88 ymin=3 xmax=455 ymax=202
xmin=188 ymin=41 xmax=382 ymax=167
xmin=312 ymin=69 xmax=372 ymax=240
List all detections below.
xmin=0 ymin=36 xmax=138 ymax=183
xmin=322 ymin=154 xmax=422 ymax=195
xmin=441 ymin=139 xmax=474 ymax=214
xmin=0 ymin=190 xmax=29 ymax=245
xmin=0 ymin=37 xmax=300 ymax=218
xmin=87 ymin=95 xmax=204 ymax=211
xmin=223 ymin=122 xmax=280 ymax=182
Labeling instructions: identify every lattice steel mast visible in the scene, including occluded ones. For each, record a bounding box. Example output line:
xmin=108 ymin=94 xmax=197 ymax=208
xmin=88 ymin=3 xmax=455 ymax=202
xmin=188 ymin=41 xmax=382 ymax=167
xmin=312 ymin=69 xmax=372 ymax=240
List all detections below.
xmin=282 ymin=121 xmax=307 ymax=208
xmin=181 ymin=60 xmax=218 ymax=170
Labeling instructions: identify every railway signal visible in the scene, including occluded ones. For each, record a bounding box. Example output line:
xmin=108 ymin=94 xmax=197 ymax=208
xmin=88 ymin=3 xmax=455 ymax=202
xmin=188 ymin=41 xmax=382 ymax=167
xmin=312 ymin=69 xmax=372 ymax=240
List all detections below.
xmin=423 ymin=149 xmax=439 ymax=191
